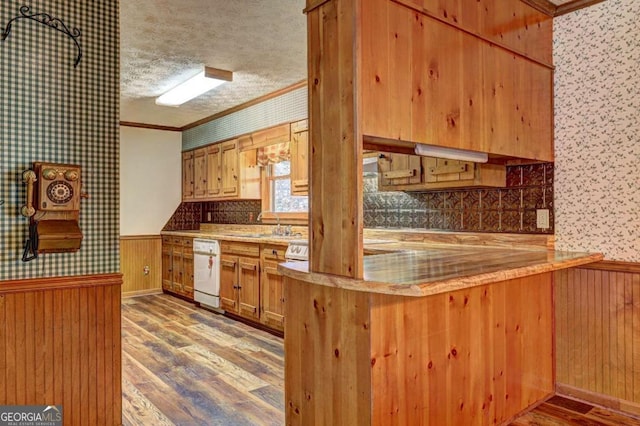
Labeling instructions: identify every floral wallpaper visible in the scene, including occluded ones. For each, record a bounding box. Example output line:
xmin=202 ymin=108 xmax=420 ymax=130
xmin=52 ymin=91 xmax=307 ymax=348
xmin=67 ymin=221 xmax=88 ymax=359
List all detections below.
xmin=554 ymin=0 xmax=639 ymax=261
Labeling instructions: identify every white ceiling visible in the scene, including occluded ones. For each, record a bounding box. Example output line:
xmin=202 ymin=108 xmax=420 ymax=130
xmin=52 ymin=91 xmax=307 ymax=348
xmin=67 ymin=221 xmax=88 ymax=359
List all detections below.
xmin=119 ymin=0 xmax=587 ymax=129
xmin=120 ymin=0 xmax=307 ymax=128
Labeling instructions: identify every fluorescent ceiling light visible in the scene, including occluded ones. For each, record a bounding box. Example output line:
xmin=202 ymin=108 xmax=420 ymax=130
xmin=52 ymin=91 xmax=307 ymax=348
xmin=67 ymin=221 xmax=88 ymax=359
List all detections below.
xmin=414 ymin=143 xmax=488 ymax=163
xmin=155 ymin=66 xmax=233 ymax=107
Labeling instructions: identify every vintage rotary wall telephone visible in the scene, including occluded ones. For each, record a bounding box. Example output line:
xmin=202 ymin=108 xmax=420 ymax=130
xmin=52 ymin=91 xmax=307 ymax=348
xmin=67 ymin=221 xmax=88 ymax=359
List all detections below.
xmin=21 ymin=162 xmax=86 ymax=261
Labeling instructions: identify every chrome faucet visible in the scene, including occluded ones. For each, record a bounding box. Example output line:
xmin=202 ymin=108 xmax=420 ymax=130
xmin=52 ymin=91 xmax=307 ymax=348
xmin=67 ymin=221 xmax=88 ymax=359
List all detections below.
xmin=257 ymin=211 xmax=282 ymax=235
xmin=272 ymin=212 xmax=281 ymax=235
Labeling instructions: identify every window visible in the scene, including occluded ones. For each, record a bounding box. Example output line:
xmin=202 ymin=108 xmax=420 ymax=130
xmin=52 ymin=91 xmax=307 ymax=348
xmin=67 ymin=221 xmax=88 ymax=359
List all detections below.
xmin=267 ymin=161 xmax=308 ymax=212
xmin=260 ymin=160 xmax=308 ymax=225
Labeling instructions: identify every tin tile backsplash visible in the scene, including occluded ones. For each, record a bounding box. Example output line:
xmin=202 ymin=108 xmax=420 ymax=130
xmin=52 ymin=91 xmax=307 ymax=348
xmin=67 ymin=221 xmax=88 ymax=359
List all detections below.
xmin=165 ymin=163 xmax=553 ymax=234
xmin=163 ymin=200 xmax=261 ymax=231
xmin=363 ymin=163 xmax=554 ymax=233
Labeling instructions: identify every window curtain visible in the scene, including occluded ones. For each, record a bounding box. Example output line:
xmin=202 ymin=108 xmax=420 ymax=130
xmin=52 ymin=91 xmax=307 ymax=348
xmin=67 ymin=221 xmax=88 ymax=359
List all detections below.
xmin=257 ymin=142 xmax=290 ymax=166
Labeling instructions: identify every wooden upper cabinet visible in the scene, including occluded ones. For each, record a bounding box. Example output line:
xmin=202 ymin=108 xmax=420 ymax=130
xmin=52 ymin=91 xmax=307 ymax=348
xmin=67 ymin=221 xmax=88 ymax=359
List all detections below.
xmin=251 ymin=123 xmax=291 ymax=148
xmin=183 ymin=138 xmax=261 ymax=202
xmin=182 ymin=151 xmax=194 ymax=201
xmin=290 ymin=119 xmax=309 ymax=196
xmin=402 ymin=0 xmax=553 ymax=65
xmin=360 ymin=0 xmax=553 ymax=162
xmin=193 ymin=147 xmax=207 ymax=199
xmin=378 ymin=153 xmax=505 ymax=191
xmin=206 ymin=144 xmax=222 ymax=198
xmin=238 ymin=149 xmax=261 ymax=200
xmin=378 ymin=153 xmax=421 ymax=188
xmin=220 ymin=140 xmax=239 ymax=197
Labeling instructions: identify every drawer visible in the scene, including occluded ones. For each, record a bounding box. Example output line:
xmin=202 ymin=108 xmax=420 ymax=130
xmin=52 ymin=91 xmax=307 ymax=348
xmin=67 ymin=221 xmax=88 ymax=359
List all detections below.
xmin=162 ymin=236 xmax=172 ymax=245
xmin=221 ymin=241 xmax=259 ymax=257
xmin=262 ymin=245 xmax=287 ymax=261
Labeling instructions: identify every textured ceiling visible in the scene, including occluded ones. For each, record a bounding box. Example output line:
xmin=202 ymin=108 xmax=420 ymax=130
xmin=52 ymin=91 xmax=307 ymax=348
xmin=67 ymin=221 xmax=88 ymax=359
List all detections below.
xmin=120 ymin=0 xmax=307 ymax=128
xmin=120 ymin=0 xmax=592 ymax=128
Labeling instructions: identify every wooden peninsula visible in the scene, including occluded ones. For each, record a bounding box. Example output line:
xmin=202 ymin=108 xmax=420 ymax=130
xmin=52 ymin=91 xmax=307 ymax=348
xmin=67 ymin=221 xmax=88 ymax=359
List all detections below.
xmin=279 ymin=238 xmax=602 ymax=425
xmin=284 ymin=0 xmax=596 ymax=424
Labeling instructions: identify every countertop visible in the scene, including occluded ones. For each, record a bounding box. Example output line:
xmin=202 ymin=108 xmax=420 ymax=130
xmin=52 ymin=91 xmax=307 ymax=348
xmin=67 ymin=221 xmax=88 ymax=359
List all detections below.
xmin=161 ymin=227 xmax=307 ymax=246
xmin=161 ymin=225 xmax=602 ymax=297
xmin=277 ymin=243 xmax=602 ymax=297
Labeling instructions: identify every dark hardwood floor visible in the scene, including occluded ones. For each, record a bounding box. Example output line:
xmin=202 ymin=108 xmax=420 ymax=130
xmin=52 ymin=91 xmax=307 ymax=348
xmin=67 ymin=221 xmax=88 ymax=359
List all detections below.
xmin=122 ymin=294 xmax=640 ymax=426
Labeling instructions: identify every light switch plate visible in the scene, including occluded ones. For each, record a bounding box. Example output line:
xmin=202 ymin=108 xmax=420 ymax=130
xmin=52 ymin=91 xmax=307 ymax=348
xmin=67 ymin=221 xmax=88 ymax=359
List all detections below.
xmin=536 ymin=209 xmax=550 ymax=229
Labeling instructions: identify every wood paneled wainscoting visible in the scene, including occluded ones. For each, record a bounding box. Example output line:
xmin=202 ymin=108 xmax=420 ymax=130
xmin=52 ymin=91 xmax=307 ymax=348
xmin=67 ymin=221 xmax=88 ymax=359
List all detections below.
xmin=0 ymin=274 xmax=123 ymax=425
xmin=555 ymin=261 xmax=640 ymax=417
xmin=120 ymin=235 xmax=162 ymax=297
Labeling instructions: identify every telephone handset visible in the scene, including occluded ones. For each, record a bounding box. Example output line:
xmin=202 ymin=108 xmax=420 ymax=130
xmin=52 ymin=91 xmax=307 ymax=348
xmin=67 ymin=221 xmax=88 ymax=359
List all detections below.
xmin=21 ymin=162 xmax=85 ymax=261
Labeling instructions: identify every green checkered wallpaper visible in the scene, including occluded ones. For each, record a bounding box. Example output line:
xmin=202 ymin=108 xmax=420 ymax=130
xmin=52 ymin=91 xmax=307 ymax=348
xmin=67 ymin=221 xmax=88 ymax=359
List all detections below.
xmin=0 ymin=1 xmax=119 ymax=280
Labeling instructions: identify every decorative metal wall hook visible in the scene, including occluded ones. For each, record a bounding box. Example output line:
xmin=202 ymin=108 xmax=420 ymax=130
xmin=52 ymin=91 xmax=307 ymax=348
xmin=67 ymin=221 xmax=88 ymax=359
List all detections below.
xmin=1 ymin=5 xmax=82 ymax=68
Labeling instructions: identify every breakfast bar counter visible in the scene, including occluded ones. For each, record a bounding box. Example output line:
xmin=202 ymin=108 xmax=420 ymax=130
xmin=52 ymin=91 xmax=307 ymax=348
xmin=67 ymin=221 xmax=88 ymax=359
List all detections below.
xmin=278 ymin=243 xmax=602 ymax=297
xmin=279 ymin=239 xmax=603 ymax=425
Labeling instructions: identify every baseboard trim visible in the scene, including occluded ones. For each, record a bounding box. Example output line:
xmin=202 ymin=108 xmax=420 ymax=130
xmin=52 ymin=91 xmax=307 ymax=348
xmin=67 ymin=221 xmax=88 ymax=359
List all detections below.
xmin=122 ymin=288 xmax=163 ymax=298
xmin=557 ymin=383 xmax=640 ymax=419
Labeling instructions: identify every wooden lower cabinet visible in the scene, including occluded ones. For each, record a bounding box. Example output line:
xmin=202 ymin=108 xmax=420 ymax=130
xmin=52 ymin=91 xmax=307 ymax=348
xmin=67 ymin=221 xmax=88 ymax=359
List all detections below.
xmin=161 ymin=236 xmax=194 ymax=300
xmin=220 ymin=242 xmax=261 ymax=321
xmin=163 ymin=237 xmax=287 ymax=332
xmin=260 ymin=245 xmax=287 ymax=331
xmin=219 ymin=241 xmax=287 ymax=331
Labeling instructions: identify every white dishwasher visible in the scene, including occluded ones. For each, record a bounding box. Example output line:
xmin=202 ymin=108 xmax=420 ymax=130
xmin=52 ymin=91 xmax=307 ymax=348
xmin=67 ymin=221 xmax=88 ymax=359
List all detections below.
xmin=193 ymin=239 xmax=221 ymax=310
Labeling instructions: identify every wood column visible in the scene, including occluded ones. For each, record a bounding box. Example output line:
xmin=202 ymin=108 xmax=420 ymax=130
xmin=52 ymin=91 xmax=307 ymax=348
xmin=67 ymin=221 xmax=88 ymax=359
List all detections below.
xmin=307 ymin=0 xmax=364 ymax=278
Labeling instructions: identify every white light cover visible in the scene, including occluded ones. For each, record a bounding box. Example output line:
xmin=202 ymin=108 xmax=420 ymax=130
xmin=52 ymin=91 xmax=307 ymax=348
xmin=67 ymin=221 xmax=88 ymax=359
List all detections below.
xmin=155 ymin=71 xmax=227 ymax=107
xmin=414 ymin=143 xmax=488 ymax=163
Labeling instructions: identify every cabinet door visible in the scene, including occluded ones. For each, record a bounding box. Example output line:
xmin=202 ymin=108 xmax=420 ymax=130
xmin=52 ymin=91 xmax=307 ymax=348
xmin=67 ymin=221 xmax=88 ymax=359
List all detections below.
xmin=261 ymin=259 xmax=284 ymax=330
xmin=182 ymin=151 xmax=194 ymax=201
xmin=220 ymin=140 xmax=239 ymax=197
xmin=220 ymin=255 xmax=238 ymax=312
xmin=161 ymin=239 xmax=173 ymax=291
xmin=422 ymin=157 xmax=474 ymax=183
xmin=238 ymin=256 xmax=260 ymax=320
xmin=193 ymin=148 xmax=207 ymax=198
xmin=182 ymin=243 xmax=194 ymax=300
xmin=290 ymin=129 xmax=309 ymax=195
xmin=377 ymin=153 xmax=421 ymax=190
xmin=172 ymin=241 xmax=184 ymax=292
xmin=206 ymin=144 xmax=222 ymax=198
